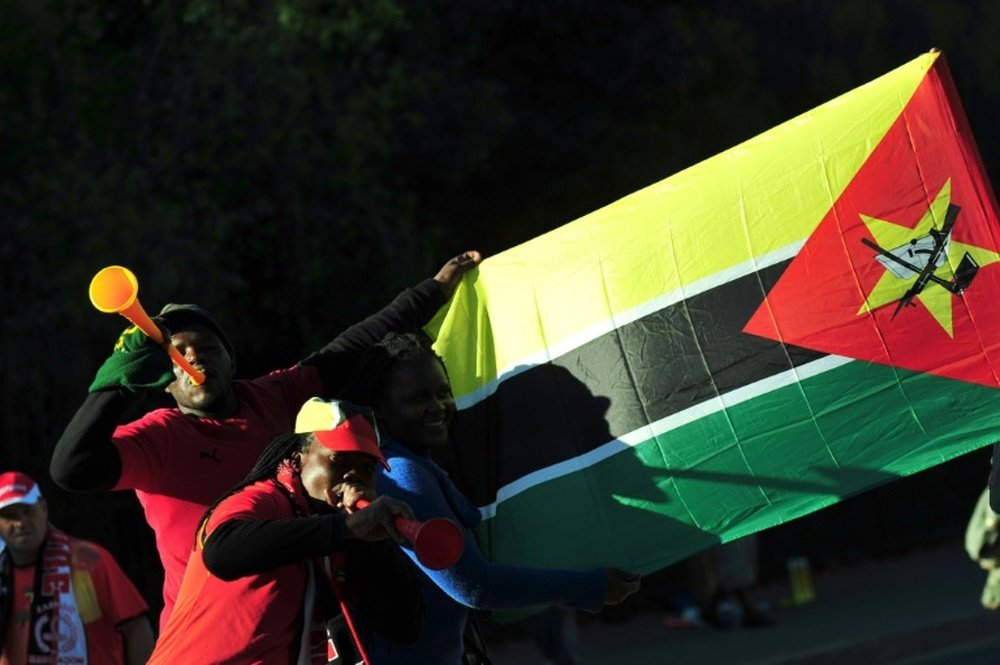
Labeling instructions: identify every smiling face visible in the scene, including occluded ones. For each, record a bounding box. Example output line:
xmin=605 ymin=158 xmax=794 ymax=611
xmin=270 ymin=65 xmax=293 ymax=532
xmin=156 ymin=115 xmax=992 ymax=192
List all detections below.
xmin=378 ymin=356 xmax=455 ymax=454
xmin=0 ymin=499 xmax=48 ymax=565
xmin=297 ymin=437 xmax=378 ymax=506
xmin=165 ymin=324 xmax=237 ymax=417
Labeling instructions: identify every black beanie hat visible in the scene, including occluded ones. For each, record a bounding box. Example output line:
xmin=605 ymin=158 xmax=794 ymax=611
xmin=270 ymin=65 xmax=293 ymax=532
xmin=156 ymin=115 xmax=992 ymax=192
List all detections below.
xmin=157 ymin=303 xmax=236 ymax=361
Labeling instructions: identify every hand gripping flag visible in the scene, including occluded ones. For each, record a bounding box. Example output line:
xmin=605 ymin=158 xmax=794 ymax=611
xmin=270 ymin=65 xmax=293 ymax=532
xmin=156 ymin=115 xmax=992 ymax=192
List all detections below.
xmin=428 ymin=50 xmax=1000 ymax=575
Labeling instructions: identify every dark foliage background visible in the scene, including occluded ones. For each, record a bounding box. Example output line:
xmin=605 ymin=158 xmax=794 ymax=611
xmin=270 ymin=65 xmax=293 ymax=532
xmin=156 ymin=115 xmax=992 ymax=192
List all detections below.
xmin=1 ymin=0 xmax=997 ymax=622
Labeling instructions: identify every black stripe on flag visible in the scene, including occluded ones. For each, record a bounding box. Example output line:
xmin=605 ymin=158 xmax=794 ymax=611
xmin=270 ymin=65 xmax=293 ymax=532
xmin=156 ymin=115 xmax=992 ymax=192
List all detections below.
xmin=447 ymin=260 xmax=826 ymax=505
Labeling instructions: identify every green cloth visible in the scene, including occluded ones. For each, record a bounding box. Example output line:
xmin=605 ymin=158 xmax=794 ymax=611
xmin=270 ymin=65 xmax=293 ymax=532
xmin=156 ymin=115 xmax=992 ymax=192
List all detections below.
xmin=88 ymin=325 xmax=174 ymax=393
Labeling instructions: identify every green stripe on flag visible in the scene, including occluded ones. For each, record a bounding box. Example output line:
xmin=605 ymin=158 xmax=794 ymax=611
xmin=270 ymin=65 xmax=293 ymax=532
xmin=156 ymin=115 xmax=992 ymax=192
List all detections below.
xmin=476 ymin=359 xmax=1000 ymax=574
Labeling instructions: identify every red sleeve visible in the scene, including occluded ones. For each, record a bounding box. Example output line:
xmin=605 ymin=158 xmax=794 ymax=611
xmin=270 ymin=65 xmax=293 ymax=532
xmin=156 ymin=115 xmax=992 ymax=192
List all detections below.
xmin=71 ymin=540 xmax=149 ymax=626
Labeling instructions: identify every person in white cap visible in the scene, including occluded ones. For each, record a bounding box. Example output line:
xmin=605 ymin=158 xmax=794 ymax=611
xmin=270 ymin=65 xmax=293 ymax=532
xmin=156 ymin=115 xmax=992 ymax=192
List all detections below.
xmin=148 ymin=399 xmax=423 ymax=665
xmin=0 ymin=471 xmax=153 ymax=665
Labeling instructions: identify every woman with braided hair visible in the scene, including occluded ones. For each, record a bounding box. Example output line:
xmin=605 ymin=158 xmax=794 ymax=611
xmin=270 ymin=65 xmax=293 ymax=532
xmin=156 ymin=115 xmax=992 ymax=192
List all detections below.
xmin=348 ymin=332 xmax=640 ymax=664
xmin=148 ymin=398 xmax=424 ymax=665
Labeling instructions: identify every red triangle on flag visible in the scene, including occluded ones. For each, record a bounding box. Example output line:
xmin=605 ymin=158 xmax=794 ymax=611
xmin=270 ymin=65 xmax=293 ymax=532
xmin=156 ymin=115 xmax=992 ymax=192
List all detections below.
xmin=744 ymin=57 xmax=1000 ymax=388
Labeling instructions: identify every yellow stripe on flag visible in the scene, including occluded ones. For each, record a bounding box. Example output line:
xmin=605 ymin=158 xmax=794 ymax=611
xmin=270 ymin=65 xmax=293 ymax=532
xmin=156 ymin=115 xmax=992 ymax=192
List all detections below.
xmin=431 ymin=51 xmax=939 ymax=400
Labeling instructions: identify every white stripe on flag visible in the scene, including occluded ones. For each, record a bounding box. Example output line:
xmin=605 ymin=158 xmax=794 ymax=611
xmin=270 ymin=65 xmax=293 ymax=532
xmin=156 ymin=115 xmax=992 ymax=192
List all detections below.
xmin=456 ymin=239 xmax=807 ymax=410
xmin=478 ymin=354 xmax=853 ymax=520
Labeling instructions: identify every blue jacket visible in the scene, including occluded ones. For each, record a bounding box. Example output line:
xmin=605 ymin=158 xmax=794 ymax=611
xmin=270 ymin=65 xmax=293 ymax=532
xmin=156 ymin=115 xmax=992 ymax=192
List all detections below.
xmin=371 ymin=438 xmax=606 ymax=664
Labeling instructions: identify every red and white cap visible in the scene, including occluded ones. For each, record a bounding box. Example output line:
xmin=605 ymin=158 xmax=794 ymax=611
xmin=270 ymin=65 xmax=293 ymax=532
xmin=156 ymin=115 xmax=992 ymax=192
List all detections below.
xmin=0 ymin=471 xmax=42 ymax=511
xmin=294 ymin=398 xmax=389 ymax=471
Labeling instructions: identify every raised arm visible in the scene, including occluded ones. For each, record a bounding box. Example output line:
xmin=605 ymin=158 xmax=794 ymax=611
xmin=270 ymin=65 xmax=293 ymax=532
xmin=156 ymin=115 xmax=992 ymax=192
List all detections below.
xmin=52 ymin=325 xmax=175 ymax=491
xmin=51 ymin=390 xmax=130 ymax=491
xmin=299 ymin=251 xmax=481 ymax=396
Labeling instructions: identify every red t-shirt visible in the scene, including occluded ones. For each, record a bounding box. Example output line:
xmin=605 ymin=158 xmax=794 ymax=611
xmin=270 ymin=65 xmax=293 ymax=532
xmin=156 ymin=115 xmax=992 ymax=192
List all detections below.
xmin=0 ymin=539 xmax=149 ymax=665
xmin=111 ymin=365 xmax=322 ymax=630
xmin=147 ymin=481 xmax=307 ymax=665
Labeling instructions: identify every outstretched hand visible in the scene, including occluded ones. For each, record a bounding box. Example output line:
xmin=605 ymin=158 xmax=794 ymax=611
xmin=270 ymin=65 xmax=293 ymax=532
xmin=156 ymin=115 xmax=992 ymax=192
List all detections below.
xmin=342 ymin=494 xmax=416 ymax=544
xmin=433 ymin=251 xmax=482 ymax=299
xmin=603 ymin=568 xmax=641 ymax=605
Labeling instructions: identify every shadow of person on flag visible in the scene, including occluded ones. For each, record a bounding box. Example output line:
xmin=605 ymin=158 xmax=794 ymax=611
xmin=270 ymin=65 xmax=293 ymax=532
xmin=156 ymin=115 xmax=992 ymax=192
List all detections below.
xmin=447 ymin=359 xmax=725 ymax=577
xmin=446 ymin=347 xmax=903 ymax=581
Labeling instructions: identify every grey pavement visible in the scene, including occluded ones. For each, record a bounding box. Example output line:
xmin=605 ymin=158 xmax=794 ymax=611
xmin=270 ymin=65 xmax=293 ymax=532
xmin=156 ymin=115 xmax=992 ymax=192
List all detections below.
xmin=485 ymin=540 xmax=1000 ymax=665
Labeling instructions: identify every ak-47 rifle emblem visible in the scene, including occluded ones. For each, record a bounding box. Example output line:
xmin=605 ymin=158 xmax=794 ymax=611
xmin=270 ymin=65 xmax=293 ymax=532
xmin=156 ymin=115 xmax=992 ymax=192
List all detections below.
xmin=861 ymin=203 xmax=980 ymax=319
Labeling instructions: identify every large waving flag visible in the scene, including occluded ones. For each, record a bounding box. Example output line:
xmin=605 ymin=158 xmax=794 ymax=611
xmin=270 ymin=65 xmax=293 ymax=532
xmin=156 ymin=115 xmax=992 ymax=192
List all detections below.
xmin=429 ymin=50 xmax=1000 ymax=575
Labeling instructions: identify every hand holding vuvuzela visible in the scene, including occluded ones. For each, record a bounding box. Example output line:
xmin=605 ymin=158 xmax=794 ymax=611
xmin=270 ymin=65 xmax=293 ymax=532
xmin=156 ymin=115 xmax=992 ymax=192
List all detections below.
xmin=353 ymin=498 xmax=465 ymax=570
xmin=88 ymin=266 xmax=205 ymax=385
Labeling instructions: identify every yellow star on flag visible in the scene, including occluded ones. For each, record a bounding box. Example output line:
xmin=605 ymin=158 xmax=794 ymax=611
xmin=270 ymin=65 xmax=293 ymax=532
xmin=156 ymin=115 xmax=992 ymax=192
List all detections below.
xmin=858 ymin=179 xmax=1000 ymax=336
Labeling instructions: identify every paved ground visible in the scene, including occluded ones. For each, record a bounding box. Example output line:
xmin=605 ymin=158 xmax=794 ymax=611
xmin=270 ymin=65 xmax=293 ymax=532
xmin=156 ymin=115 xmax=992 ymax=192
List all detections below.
xmin=484 ymin=540 xmax=1000 ymax=665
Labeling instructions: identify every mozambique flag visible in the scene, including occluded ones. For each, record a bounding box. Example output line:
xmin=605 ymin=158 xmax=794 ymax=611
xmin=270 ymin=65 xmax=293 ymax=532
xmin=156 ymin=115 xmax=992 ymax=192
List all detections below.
xmin=428 ymin=50 xmax=1000 ymax=575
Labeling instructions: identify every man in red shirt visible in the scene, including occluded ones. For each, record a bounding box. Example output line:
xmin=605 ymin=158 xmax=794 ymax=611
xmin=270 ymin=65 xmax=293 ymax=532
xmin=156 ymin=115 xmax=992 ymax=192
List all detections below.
xmin=50 ymin=251 xmax=480 ymax=629
xmin=0 ymin=472 xmax=153 ymax=665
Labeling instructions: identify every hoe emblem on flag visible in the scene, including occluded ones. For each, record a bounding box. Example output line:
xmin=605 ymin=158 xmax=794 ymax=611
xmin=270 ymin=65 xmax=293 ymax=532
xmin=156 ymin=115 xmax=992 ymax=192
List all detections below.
xmin=859 ymin=179 xmax=987 ymax=329
xmin=743 ymin=60 xmax=1000 ymax=389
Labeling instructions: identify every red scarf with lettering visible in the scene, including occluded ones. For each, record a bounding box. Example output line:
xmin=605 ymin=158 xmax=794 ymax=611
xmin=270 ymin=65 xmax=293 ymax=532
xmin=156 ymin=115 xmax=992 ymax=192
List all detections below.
xmin=0 ymin=527 xmax=88 ymax=665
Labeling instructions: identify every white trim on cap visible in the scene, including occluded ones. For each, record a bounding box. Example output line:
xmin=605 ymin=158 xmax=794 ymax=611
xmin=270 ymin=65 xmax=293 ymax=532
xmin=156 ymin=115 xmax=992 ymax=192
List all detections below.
xmin=0 ymin=483 xmax=41 ymax=511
